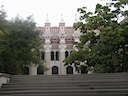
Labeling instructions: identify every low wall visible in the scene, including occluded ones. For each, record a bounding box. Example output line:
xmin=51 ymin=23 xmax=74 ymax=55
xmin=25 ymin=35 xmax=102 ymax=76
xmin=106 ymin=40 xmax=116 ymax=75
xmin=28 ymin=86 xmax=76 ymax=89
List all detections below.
xmin=0 ymin=73 xmax=11 ymax=88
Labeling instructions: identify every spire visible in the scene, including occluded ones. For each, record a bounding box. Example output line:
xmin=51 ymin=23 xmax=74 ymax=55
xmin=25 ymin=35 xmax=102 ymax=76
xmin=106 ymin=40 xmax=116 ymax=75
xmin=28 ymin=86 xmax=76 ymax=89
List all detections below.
xmin=60 ymin=13 xmax=64 ymax=23
xmin=59 ymin=13 xmax=65 ymax=27
xmin=45 ymin=14 xmax=50 ymax=26
xmin=74 ymin=13 xmax=78 ymax=23
xmin=46 ymin=14 xmax=49 ymax=23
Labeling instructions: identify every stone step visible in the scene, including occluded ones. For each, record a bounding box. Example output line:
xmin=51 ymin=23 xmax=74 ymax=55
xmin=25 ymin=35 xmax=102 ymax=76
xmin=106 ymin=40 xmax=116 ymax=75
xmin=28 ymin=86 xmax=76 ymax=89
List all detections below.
xmin=1 ymin=73 xmax=128 ymax=96
xmin=0 ymin=87 xmax=86 ymax=91
xmin=0 ymin=93 xmax=127 ymax=96
xmin=11 ymin=73 xmax=128 ymax=79
xmin=1 ymin=85 xmax=128 ymax=91
xmin=0 ymin=89 xmax=128 ymax=95
xmin=11 ymin=76 xmax=128 ymax=80
xmin=10 ymin=77 xmax=128 ymax=80
xmin=3 ymin=83 xmax=128 ymax=89
xmin=3 ymin=81 xmax=128 ymax=85
xmin=2 ymin=81 xmax=128 ymax=88
xmin=9 ymin=81 xmax=128 ymax=85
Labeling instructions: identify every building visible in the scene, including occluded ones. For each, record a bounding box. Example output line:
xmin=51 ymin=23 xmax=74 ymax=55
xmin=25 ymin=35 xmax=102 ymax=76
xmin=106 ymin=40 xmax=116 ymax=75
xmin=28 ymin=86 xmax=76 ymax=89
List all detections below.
xmin=27 ymin=15 xmax=86 ymax=75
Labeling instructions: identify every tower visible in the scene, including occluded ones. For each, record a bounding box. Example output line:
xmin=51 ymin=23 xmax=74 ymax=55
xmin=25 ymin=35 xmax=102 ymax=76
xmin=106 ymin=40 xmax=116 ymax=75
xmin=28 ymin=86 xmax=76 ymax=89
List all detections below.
xmin=44 ymin=14 xmax=51 ymax=34
xmin=58 ymin=14 xmax=67 ymax=74
xmin=43 ymin=14 xmax=52 ymax=75
xmin=59 ymin=14 xmax=65 ymax=35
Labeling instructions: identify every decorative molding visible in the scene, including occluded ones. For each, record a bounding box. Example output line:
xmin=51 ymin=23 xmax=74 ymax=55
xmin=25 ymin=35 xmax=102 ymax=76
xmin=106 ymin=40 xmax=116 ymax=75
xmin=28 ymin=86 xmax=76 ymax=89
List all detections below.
xmin=59 ymin=45 xmax=67 ymax=52
xmin=44 ymin=45 xmax=52 ymax=52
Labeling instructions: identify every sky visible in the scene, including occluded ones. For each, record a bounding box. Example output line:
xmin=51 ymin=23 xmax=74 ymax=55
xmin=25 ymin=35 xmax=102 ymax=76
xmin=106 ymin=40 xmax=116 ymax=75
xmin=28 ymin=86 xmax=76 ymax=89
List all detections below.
xmin=0 ymin=0 xmax=109 ymax=26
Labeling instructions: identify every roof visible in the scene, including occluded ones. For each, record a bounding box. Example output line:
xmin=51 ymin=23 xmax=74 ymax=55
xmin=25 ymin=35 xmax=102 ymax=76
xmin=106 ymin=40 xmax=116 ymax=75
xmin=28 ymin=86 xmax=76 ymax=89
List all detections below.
xmin=36 ymin=27 xmax=74 ymax=34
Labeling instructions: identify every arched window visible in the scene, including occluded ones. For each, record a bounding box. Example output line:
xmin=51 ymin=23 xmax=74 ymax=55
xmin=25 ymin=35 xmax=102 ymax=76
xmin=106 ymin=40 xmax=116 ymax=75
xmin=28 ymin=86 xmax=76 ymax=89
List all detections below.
xmin=56 ymin=51 xmax=59 ymax=60
xmin=22 ymin=66 xmax=29 ymax=75
xmin=37 ymin=66 xmax=44 ymax=75
xmin=52 ymin=66 xmax=59 ymax=74
xmin=51 ymin=51 xmax=54 ymax=60
xmin=81 ymin=66 xmax=87 ymax=74
xmin=65 ymin=51 xmax=69 ymax=58
xmin=66 ymin=66 xmax=73 ymax=74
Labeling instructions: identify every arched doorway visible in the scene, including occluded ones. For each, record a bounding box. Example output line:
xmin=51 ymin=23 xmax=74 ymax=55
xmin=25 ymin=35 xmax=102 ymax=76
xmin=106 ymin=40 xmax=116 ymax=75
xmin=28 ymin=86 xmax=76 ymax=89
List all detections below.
xmin=81 ymin=66 xmax=87 ymax=74
xmin=22 ymin=66 xmax=29 ymax=75
xmin=52 ymin=66 xmax=59 ymax=74
xmin=66 ymin=66 xmax=73 ymax=74
xmin=37 ymin=66 xmax=44 ymax=75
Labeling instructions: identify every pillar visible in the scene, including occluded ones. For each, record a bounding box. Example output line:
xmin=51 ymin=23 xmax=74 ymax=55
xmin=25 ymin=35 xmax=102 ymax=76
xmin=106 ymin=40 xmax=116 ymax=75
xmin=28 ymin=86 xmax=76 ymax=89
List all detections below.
xmin=59 ymin=45 xmax=67 ymax=75
xmin=29 ymin=64 xmax=38 ymax=75
xmin=44 ymin=45 xmax=52 ymax=75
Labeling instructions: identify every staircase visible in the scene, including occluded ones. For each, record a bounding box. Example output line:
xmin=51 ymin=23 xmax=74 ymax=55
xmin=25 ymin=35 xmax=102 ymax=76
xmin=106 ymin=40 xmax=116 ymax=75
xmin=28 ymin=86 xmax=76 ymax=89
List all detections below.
xmin=0 ymin=73 xmax=128 ymax=96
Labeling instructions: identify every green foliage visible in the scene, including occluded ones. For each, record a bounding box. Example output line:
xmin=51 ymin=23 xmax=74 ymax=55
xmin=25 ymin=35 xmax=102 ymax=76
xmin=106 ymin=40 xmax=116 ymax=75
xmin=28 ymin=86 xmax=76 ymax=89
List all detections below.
xmin=64 ymin=0 xmax=128 ymax=73
xmin=0 ymin=5 xmax=8 ymax=36
xmin=0 ymin=14 xmax=41 ymax=74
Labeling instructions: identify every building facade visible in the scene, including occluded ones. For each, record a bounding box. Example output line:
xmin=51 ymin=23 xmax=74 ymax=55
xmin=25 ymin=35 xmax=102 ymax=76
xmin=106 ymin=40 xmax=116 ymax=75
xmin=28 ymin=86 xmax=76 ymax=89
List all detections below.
xmin=26 ymin=16 xmax=89 ymax=75
xmin=37 ymin=16 xmax=82 ymax=75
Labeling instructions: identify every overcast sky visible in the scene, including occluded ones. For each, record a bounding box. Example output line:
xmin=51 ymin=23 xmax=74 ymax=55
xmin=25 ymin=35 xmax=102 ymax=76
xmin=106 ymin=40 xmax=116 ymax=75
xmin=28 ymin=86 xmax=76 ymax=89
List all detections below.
xmin=0 ymin=0 xmax=109 ymax=26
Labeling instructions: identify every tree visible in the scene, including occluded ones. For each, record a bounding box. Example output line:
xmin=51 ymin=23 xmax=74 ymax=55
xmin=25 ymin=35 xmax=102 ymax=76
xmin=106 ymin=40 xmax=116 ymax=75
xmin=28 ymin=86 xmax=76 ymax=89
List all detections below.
xmin=0 ymin=15 xmax=41 ymax=74
xmin=64 ymin=0 xmax=128 ymax=73
xmin=0 ymin=5 xmax=8 ymax=36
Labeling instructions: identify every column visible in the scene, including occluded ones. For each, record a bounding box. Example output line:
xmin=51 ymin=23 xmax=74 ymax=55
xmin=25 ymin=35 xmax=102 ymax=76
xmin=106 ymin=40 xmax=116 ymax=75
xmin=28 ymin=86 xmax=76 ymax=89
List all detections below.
xmin=44 ymin=45 xmax=52 ymax=75
xmin=59 ymin=45 xmax=67 ymax=75
xmin=29 ymin=64 xmax=38 ymax=75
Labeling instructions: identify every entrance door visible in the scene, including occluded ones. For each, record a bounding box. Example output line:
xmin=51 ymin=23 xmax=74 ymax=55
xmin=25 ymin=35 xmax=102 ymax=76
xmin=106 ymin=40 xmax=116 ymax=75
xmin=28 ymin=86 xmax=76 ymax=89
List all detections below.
xmin=22 ymin=66 xmax=29 ymax=75
xmin=37 ymin=66 xmax=44 ymax=75
xmin=81 ymin=66 xmax=87 ymax=74
xmin=52 ymin=66 xmax=58 ymax=74
xmin=66 ymin=66 xmax=73 ymax=74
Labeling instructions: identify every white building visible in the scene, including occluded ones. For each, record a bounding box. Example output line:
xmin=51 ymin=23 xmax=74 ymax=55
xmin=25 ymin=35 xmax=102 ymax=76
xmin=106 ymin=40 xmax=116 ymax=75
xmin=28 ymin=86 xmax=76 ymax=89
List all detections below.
xmin=27 ymin=15 xmax=87 ymax=75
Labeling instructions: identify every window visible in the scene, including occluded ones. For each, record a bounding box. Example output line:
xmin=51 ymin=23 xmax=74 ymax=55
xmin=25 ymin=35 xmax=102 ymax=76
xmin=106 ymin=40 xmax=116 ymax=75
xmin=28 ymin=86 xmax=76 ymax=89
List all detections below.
xmin=51 ymin=51 xmax=54 ymax=60
xmin=51 ymin=51 xmax=59 ymax=61
xmin=66 ymin=66 xmax=73 ymax=74
xmin=56 ymin=51 xmax=59 ymax=60
xmin=37 ymin=66 xmax=44 ymax=75
xmin=81 ymin=66 xmax=87 ymax=74
xmin=52 ymin=66 xmax=59 ymax=74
